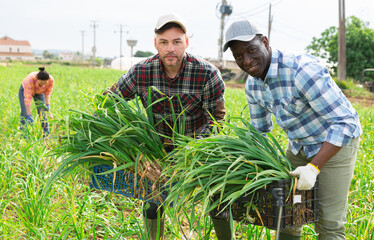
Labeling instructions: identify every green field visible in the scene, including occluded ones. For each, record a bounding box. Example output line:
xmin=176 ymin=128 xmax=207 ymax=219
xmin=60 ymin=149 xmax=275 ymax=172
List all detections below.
xmin=0 ymin=64 xmax=373 ymax=239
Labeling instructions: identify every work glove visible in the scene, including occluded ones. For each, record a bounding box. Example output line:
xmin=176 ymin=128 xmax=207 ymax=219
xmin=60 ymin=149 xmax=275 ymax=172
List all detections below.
xmin=143 ymin=160 xmax=166 ymax=203
xmin=289 ymin=163 xmax=320 ymax=190
xmin=26 ymin=114 xmax=33 ymax=124
xmin=47 ymin=104 xmax=53 ymax=119
xmin=45 ymin=104 xmax=54 ymax=119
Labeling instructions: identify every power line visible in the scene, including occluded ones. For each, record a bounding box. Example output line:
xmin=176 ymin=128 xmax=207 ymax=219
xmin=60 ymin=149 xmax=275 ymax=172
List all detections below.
xmin=271 ymin=25 xmax=312 ymax=43
xmin=229 ymin=0 xmax=284 ymax=20
xmin=271 ymin=19 xmax=312 ymax=37
xmin=234 ymin=2 xmax=270 ymax=16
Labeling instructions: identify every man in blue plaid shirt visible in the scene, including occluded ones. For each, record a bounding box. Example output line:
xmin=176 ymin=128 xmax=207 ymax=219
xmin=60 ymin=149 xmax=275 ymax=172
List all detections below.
xmin=223 ymin=19 xmax=362 ymax=240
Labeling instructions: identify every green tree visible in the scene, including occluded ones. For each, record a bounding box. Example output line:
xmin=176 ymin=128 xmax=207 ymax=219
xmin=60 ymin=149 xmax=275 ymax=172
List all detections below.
xmin=103 ymin=58 xmax=113 ymax=67
xmin=306 ymin=16 xmax=374 ymax=80
xmin=95 ymin=57 xmax=103 ymax=66
xmin=134 ymin=50 xmax=154 ymax=58
xmin=42 ymin=50 xmax=55 ymax=59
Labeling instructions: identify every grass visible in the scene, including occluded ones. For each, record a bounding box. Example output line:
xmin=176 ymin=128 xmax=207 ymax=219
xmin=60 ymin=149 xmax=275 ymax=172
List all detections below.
xmin=0 ymin=63 xmax=373 ymax=239
xmin=334 ymin=77 xmax=374 ymax=98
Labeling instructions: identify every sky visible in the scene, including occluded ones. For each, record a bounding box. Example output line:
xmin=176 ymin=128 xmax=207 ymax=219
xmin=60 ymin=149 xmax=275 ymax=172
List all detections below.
xmin=1 ymin=0 xmax=373 ymax=61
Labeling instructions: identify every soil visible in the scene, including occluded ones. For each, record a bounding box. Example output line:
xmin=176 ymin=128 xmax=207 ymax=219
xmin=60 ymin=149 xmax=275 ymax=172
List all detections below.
xmin=226 ymin=82 xmax=374 ymax=107
xmin=345 ymin=95 xmax=374 ymax=107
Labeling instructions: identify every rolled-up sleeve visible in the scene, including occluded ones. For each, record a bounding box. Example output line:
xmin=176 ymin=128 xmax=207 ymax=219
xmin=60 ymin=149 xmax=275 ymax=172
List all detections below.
xmin=197 ymin=69 xmax=225 ymax=135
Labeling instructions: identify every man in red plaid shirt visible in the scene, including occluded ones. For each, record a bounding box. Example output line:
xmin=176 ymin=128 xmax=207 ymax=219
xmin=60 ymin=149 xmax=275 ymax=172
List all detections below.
xmin=106 ymin=13 xmax=226 ymax=240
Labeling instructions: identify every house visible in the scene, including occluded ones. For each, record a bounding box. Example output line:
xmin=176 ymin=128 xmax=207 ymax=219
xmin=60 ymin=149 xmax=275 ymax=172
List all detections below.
xmin=0 ymin=36 xmax=34 ymax=60
xmin=58 ymin=52 xmax=74 ymax=61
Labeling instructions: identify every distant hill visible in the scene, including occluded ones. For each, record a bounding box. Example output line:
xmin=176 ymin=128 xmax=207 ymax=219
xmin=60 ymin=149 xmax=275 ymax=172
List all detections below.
xmin=32 ymin=49 xmax=74 ymax=57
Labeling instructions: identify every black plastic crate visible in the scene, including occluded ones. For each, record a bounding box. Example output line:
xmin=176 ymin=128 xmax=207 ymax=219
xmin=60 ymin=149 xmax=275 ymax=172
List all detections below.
xmin=211 ymin=179 xmax=319 ymax=230
xmin=90 ymin=165 xmax=169 ymax=204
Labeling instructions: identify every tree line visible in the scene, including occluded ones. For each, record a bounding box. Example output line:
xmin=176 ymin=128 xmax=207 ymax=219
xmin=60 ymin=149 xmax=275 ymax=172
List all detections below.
xmin=306 ymin=16 xmax=374 ymax=82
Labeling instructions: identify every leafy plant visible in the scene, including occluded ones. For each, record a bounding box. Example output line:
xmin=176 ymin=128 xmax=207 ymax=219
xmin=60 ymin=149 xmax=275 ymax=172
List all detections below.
xmin=164 ymin=117 xmax=294 ymax=218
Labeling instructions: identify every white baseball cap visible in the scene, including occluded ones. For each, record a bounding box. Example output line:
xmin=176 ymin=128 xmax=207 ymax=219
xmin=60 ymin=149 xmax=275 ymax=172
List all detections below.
xmin=155 ymin=13 xmax=187 ymax=33
xmin=223 ymin=19 xmax=263 ymax=52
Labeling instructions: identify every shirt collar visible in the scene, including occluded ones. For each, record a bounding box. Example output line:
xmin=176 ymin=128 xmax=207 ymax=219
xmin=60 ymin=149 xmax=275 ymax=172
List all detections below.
xmin=264 ymin=47 xmax=279 ymax=81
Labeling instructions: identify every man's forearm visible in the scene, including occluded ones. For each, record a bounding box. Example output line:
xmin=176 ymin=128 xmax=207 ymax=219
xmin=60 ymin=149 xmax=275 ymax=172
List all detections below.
xmin=214 ymin=100 xmax=226 ymax=122
xmin=103 ymin=82 xmax=118 ymax=95
xmin=197 ymin=100 xmax=226 ymax=137
xmin=310 ymin=141 xmax=342 ymax=170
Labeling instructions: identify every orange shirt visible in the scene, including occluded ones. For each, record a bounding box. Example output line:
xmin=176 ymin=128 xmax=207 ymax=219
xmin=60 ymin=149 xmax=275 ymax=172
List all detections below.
xmin=22 ymin=72 xmax=54 ymax=106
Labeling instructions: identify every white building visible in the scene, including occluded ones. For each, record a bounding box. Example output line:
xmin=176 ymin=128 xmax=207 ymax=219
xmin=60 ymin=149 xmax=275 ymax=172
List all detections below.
xmin=0 ymin=36 xmax=34 ymax=60
xmin=59 ymin=52 xmax=74 ymax=61
xmin=111 ymin=57 xmax=147 ymax=71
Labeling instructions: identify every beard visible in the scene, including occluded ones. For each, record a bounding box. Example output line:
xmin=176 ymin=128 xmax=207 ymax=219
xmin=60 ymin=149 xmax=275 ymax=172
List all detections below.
xmin=161 ymin=53 xmax=182 ymax=67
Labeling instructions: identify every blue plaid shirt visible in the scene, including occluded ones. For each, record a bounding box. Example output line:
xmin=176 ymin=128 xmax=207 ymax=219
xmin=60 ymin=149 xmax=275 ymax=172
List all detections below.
xmin=245 ymin=48 xmax=362 ymax=158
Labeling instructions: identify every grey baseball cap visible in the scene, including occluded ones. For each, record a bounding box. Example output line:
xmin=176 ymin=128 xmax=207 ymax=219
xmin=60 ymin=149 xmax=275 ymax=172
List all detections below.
xmin=155 ymin=13 xmax=187 ymax=33
xmin=223 ymin=19 xmax=262 ymax=52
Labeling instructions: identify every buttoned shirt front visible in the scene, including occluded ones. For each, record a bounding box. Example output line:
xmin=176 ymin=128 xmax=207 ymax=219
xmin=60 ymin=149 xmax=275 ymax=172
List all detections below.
xmin=245 ymin=48 xmax=362 ymax=158
xmin=115 ymin=53 xmax=225 ymax=138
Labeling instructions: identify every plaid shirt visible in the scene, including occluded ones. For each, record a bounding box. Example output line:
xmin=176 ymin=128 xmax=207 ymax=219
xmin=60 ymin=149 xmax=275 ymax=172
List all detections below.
xmin=245 ymin=48 xmax=362 ymax=158
xmin=22 ymin=72 xmax=54 ymax=106
xmin=115 ymin=53 xmax=225 ymax=138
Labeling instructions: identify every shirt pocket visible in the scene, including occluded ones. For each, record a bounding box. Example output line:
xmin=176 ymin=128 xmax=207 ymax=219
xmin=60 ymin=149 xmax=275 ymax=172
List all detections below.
xmin=179 ymin=93 xmax=202 ymax=116
xmin=279 ymin=97 xmax=305 ymax=116
xmin=251 ymin=98 xmax=272 ymax=113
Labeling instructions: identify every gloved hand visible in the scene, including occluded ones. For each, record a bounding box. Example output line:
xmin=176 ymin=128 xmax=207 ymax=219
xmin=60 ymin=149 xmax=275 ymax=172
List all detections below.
xmin=26 ymin=114 xmax=33 ymax=124
xmin=46 ymin=104 xmax=54 ymax=119
xmin=289 ymin=163 xmax=320 ymax=190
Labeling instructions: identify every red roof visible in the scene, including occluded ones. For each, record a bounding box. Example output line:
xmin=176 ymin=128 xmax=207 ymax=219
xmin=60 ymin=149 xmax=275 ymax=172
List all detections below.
xmin=0 ymin=36 xmax=31 ymax=46
xmin=0 ymin=52 xmax=34 ymax=57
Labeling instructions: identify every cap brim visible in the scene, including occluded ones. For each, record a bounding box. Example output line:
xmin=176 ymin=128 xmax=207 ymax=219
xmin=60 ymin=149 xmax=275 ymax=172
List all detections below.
xmin=223 ymin=34 xmax=256 ymax=52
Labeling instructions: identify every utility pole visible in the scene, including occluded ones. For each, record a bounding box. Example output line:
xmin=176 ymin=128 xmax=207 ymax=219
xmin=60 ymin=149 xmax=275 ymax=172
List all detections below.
xmin=115 ymin=24 xmax=128 ymax=71
xmin=91 ymin=21 xmax=98 ymax=67
xmin=80 ymin=30 xmax=85 ymax=62
xmin=268 ymin=3 xmax=273 ymax=43
xmin=338 ymin=0 xmax=346 ymax=81
xmin=217 ymin=0 xmax=232 ymax=67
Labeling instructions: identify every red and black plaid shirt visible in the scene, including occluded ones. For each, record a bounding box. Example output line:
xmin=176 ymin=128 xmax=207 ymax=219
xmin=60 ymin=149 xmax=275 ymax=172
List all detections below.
xmin=115 ymin=53 xmax=225 ymax=138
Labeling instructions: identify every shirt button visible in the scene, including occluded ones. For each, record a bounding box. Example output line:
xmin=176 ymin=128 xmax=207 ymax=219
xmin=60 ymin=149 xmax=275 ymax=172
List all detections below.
xmin=264 ymin=84 xmax=268 ymax=87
